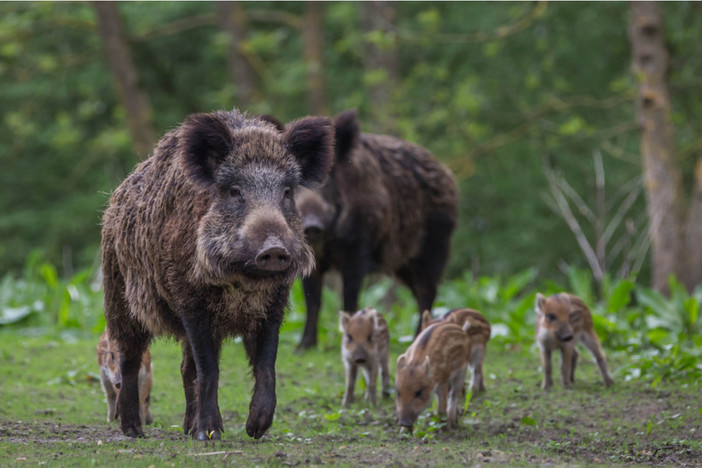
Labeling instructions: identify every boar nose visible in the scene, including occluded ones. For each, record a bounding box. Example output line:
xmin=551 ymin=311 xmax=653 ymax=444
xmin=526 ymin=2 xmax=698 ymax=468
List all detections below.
xmin=255 ymin=236 xmax=291 ymax=271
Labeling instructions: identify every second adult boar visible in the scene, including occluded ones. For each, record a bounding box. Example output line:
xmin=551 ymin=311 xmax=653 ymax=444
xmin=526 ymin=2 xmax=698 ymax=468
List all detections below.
xmin=297 ymin=110 xmax=459 ymax=348
xmin=102 ymin=110 xmax=334 ymax=440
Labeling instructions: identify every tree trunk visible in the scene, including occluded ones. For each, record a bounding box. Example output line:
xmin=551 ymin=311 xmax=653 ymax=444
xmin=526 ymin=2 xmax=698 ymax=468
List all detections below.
xmin=216 ymin=2 xmax=257 ymax=109
xmin=302 ymin=2 xmax=326 ymax=115
xmin=629 ymin=1 xmax=685 ymax=293
xmin=683 ymin=157 xmax=702 ymax=291
xmin=93 ymin=2 xmax=156 ymax=160
xmin=360 ymin=1 xmax=399 ymax=131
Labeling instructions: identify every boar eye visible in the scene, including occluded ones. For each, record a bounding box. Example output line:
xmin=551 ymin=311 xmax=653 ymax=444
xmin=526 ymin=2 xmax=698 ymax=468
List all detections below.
xmin=546 ymin=313 xmax=556 ymax=322
xmin=282 ymin=186 xmax=293 ymax=200
xmin=414 ymin=389 xmax=424 ymax=399
xmin=230 ymin=186 xmax=242 ymax=199
xmin=345 ymin=333 xmax=353 ymax=341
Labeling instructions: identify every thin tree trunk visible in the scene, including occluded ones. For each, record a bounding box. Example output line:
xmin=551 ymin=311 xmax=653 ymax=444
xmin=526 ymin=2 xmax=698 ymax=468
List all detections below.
xmin=360 ymin=1 xmax=398 ymax=131
xmin=216 ymin=2 xmax=257 ymax=108
xmin=93 ymin=2 xmax=156 ymax=160
xmin=302 ymin=2 xmax=326 ymax=115
xmin=629 ymin=1 xmax=685 ymax=293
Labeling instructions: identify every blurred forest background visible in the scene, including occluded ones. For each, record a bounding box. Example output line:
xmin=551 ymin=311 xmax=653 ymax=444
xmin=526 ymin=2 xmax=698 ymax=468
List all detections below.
xmin=2 ymin=1 xmax=702 ymax=294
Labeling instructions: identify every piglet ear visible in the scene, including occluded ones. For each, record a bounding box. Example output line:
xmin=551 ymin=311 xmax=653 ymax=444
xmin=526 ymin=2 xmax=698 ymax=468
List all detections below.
xmin=334 ymin=109 xmax=360 ymax=164
xmin=284 ymin=116 xmax=334 ymax=189
xmin=535 ymin=293 xmax=546 ymax=314
xmin=396 ymin=354 xmax=407 ymax=369
xmin=420 ymin=310 xmax=433 ymax=331
xmin=339 ymin=311 xmax=351 ymax=333
xmin=179 ymin=113 xmax=234 ymax=189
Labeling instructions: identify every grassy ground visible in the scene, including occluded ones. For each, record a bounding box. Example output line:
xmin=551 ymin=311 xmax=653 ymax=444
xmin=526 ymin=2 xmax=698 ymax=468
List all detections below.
xmin=1 ymin=327 xmax=700 ymax=467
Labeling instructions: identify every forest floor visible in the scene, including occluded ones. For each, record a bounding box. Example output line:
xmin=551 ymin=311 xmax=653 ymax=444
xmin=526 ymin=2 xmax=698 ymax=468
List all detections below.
xmin=1 ymin=331 xmax=700 ymax=467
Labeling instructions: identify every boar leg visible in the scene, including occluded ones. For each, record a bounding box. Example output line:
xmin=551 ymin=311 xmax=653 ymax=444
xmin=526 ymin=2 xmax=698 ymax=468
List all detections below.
xmin=341 ymin=248 xmax=370 ymax=314
xmin=362 ymin=362 xmax=378 ymax=406
xmin=540 ymin=348 xmax=553 ymax=390
xmin=398 ymin=213 xmax=453 ymax=336
xmin=342 ymin=362 xmax=357 ymax=407
xmin=183 ymin=316 xmax=223 ymax=440
xmin=104 ymin=257 xmax=150 ymax=437
xmin=244 ymin=293 xmax=286 ymax=439
xmin=180 ymin=342 xmax=198 ymax=435
xmin=116 ymin=334 xmax=150 ymax=438
xmin=299 ymin=268 xmax=324 ymax=349
xmin=581 ymin=332 xmax=614 ymax=387
xmin=560 ymin=345 xmax=574 ymax=389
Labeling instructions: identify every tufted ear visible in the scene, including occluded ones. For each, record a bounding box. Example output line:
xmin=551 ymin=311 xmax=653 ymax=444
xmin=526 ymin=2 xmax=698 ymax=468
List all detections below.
xmin=284 ymin=116 xmax=334 ymax=189
xmin=257 ymin=114 xmax=285 ymax=132
xmin=535 ymin=293 xmax=546 ymax=315
xmin=396 ymin=354 xmax=407 ymax=369
xmin=339 ymin=311 xmax=352 ymax=333
xmin=179 ymin=113 xmax=234 ymax=189
xmin=333 ymin=109 xmax=360 ymax=164
xmin=420 ymin=310 xmax=433 ymax=331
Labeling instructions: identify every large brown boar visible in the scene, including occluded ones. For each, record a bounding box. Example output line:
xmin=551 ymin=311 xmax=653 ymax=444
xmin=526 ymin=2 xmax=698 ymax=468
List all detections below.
xmin=296 ymin=110 xmax=458 ymax=349
xmin=101 ymin=110 xmax=334 ymax=440
xmin=395 ymin=321 xmax=471 ymax=433
xmin=421 ymin=308 xmax=491 ymax=393
xmin=97 ymin=330 xmax=153 ymax=425
xmin=535 ymin=293 xmax=614 ymax=390
xmin=339 ymin=307 xmax=390 ymax=407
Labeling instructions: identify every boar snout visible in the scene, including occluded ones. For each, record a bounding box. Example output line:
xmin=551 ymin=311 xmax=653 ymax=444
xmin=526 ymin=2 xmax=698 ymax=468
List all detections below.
xmin=255 ymin=237 xmax=291 ymax=272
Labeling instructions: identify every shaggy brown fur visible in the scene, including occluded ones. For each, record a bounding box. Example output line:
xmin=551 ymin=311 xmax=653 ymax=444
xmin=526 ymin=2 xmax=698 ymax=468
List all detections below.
xmin=296 ymin=110 xmax=459 ymax=348
xmin=101 ymin=110 xmax=333 ymax=440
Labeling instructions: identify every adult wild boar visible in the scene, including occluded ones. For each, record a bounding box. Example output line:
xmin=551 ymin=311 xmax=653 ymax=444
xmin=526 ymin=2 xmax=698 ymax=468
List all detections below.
xmin=296 ymin=110 xmax=458 ymax=349
xmin=102 ymin=110 xmax=334 ymax=440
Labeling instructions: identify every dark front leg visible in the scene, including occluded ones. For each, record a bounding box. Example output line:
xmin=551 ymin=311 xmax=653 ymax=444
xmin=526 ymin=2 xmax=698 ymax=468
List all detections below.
xmin=299 ymin=268 xmax=324 ymax=350
xmin=243 ymin=292 xmax=286 ymax=439
xmin=183 ymin=317 xmax=223 ymax=440
xmin=180 ymin=342 xmax=198 ymax=436
xmin=341 ymin=246 xmax=370 ymax=313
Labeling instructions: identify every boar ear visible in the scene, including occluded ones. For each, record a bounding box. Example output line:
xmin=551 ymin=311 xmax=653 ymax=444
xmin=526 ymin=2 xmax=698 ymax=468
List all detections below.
xmin=339 ymin=311 xmax=351 ymax=332
xmin=284 ymin=116 xmax=334 ymax=189
xmin=180 ymin=113 xmax=234 ymax=189
xmin=334 ymin=109 xmax=360 ymax=164
xmin=258 ymin=114 xmax=285 ymax=132
xmin=535 ymin=293 xmax=546 ymax=314
xmin=396 ymin=354 xmax=407 ymax=369
xmin=366 ymin=308 xmax=380 ymax=328
xmin=420 ymin=310 xmax=433 ymax=331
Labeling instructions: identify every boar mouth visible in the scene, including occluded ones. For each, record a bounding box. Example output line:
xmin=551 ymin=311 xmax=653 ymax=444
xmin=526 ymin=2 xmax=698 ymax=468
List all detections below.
xmin=559 ymin=334 xmax=574 ymax=342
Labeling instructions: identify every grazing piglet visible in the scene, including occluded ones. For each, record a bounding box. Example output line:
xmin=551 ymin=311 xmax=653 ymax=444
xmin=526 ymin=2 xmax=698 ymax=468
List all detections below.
xmin=421 ymin=308 xmax=491 ymax=393
xmin=97 ymin=330 xmax=153 ymax=425
xmin=294 ymin=110 xmax=458 ymax=349
xmin=535 ymin=293 xmax=614 ymax=389
xmin=395 ymin=321 xmax=471 ymax=433
xmin=101 ymin=110 xmax=334 ymax=439
xmin=339 ymin=307 xmax=390 ymax=407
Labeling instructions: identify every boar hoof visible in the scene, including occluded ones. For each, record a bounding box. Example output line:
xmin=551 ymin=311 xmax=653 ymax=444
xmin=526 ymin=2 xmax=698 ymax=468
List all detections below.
xmin=196 ymin=429 xmax=221 ymax=441
xmin=123 ymin=426 xmax=144 ymax=438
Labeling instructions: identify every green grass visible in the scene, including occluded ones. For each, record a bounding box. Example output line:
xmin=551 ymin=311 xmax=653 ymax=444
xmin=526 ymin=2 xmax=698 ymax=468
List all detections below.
xmin=1 ymin=328 xmax=700 ymax=467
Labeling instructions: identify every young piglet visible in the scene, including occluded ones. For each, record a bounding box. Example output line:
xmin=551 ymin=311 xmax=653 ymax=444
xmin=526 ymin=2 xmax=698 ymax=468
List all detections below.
xmin=97 ymin=330 xmax=153 ymax=425
xmin=535 ymin=293 xmax=614 ymax=390
xmin=339 ymin=308 xmax=390 ymax=407
xmin=395 ymin=321 xmax=471 ymax=433
xmin=421 ymin=308 xmax=491 ymax=393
